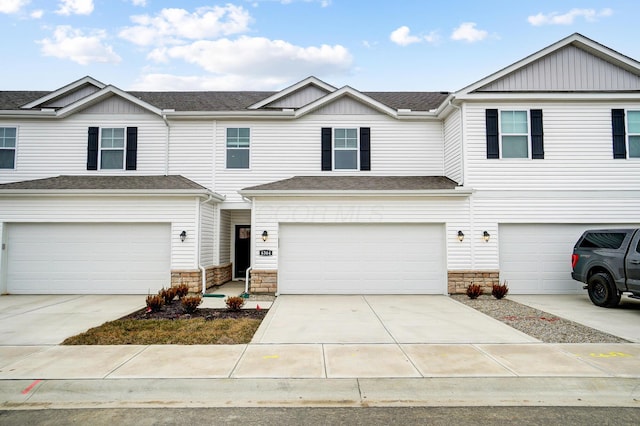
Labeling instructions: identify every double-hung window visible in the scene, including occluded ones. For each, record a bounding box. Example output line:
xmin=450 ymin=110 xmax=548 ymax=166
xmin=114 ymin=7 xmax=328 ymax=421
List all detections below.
xmin=0 ymin=127 xmax=17 ymax=169
xmin=627 ymin=111 xmax=640 ymax=158
xmin=486 ymin=109 xmax=544 ymax=159
xmin=500 ymin=111 xmax=529 ymax=158
xmin=87 ymin=126 xmax=137 ymax=171
xmin=334 ymin=128 xmax=358 ymax=170
xmin=226 ymin=128 xmax=250 ymax=169
xmin=100 ymin=128 xmax=125 ymax=169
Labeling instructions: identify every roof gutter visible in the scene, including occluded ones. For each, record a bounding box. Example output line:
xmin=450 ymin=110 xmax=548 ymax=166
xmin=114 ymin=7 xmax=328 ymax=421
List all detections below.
xmin=239 ymin=187 xmax=474 ymax=198
xmin=0 ymin=189 xmax=226 ymax=200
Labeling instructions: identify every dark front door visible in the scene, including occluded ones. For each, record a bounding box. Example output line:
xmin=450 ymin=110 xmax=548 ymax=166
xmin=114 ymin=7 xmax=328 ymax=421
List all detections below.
xmin=235 ymin=225 xmax=251 ymax=278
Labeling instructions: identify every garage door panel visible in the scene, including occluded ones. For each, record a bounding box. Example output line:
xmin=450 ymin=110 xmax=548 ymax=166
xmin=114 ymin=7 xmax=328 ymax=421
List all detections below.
xmin=279 ymin=223 xmax=445 ymax=294
xmin=7 ymin=223 xmax=170 ymax=294
xmin=499 ymin=224 xmax=637 ymax=294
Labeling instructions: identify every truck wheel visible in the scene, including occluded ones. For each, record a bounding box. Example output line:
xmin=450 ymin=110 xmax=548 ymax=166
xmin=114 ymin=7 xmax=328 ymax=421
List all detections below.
xmin=587 ymin=272 xmax=621 ymax=308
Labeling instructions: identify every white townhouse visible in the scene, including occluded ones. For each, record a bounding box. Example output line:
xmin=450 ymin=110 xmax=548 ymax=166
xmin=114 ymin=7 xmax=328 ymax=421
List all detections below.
xmin=0 ymin=33 xmax=639 ymax=296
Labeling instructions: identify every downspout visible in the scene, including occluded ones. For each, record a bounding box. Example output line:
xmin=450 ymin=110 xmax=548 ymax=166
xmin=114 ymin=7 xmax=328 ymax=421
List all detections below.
xmin=162 ymin=112 xmax=170 ymax=176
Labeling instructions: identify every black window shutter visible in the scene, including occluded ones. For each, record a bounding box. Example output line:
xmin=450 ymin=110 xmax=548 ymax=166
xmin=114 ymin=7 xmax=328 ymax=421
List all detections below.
xmin=321 ymin=127 xmax=332 ymax=171
xmin=126 ymin=127 xmax=138 ymax=170
xmin=360 ymin=127 xmax=371 ymax=171
xmin=530 ymin=109 xmax=544 ymax=159
xmin=485 ymin=109 xmax=499 ymax=159
xmin=87 ymin=127 xmax=99 ymax=170
xmin=612 ymin=109 xmax=627 ymax=159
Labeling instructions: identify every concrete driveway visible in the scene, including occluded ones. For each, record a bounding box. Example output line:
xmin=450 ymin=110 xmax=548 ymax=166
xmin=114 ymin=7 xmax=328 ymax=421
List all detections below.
xmin=510 ymin=294 xmax=640 ymax=343
xmin=0 ymin=295 xmax=144 ymax=345
xmin=252 ymin=295 xmax=538 ymax=344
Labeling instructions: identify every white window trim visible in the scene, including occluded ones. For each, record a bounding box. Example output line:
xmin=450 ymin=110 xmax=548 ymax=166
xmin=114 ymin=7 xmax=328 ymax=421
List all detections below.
xmin=498 ymin=109 xmax=531 ymax=160
xmin=0 ymin=125 xmax=18 ymax=170
xmin=225 ymin=127 xmax=251 ymax=170
xmin=626 ymin=109 xmax=640 ymax=159
xmin=333 ymin=127 xmax=359 ymax=170
xmin=99 ymin=127 xmax=126 ymax=170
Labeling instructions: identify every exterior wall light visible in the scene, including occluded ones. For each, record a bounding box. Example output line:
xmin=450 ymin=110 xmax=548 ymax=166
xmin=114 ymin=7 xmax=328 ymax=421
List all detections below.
xmin=262 ymin=230 xmax=269 ymax=242
xmin=180 ymin=230 xmax=187 ymax=242
xmin=457 ymin=230 xmax=464 ymax=242
xmin=483 ymin=231 xmax=490 ymax=242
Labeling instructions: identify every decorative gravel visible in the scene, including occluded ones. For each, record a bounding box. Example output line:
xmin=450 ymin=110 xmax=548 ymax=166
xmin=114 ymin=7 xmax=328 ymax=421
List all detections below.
xmin=450 ymin=295 xmax=628 ymax=343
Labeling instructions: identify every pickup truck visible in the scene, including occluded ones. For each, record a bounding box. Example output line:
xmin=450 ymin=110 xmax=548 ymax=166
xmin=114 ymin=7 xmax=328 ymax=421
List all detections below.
xmin=572 ymin=229 xmax=640 ymax=307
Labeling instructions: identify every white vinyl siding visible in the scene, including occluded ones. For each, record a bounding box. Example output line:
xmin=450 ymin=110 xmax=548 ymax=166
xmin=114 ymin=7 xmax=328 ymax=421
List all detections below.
xmin=215 ymin=114 xmax=445 ymax=203
xmin=465 ymin=102 xmax=640 ymax=190
xmin=443 ymin=108 xmax=462 ymax=184
xmin=200 ymin=201 xmax=216 ymax=267
xmin=167 ymin=120 xmax=215 ymax=189
xmin=219 ymin=210 xmax=231 ymax=264
xmin=0 ymin=111 xmax=166 ymax=184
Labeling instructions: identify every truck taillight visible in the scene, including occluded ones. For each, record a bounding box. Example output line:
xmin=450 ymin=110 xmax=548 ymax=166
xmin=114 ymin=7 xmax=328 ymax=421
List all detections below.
xmin=571 ymin=254 xmax=579 ymax=269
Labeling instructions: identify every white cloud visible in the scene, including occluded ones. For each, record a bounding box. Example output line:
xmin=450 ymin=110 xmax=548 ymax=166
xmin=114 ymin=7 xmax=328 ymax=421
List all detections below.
xmin=130 ymin=73 xmax=286 ymax=91
xmin=451 ymin=22 xmax=488 ymax=42
xmin=56 ymin=0 xmax=93 ymax=16
xmin=147 ymin=36 xmax=352 ymax=81
xmin=119 ymin=5 xmax=252 ymax=47
xmin=528 ymin=8 xmax=613 ymax=26
xmin=30 ymin=9 xmax=43 ymax=18
xmin=390 ymin=26 xmax=421 ymax=46
xmin=38 ymin=25 xmax=121 ymax=65
xmin=0 ymin=0 xmax=30 ymax=14
xmin=390 ymin=26 xmax=440 ymax=46
xmin=130 ymin=0 xmax=146 ymax=6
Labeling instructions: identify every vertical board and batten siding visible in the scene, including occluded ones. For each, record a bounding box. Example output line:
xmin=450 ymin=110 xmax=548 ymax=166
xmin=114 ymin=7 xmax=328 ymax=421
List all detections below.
xmin=478 ymin=45 xmax=640 ymax=91
xmin=199 ymin=201 xmax=216 ymax=267
xmin=0 ymin=196 xmax=200 ymax=270
xmin=266 ymin=85 xmax=329 ymax=108
xmin=443 ymin=108 xmax=462 ymax=184
xmin=168 ymin=120 xmax=215 ymax=189
xmin=252 ymin=196 xmax=471 ymax=271
xmin=214 ymin=113 xmax=445 ymax=203
xmin=219 ymin=210 xmax=231 ymax=264
xmin=313 ymin=97 xmax=380 ymax=115
xmin=0 ymin=111 xmax=167 ymax=184
xmin=464 ymin=102 xmax=640 ymax=190
xmin=81 ymin=97 xmax=150 ymax=115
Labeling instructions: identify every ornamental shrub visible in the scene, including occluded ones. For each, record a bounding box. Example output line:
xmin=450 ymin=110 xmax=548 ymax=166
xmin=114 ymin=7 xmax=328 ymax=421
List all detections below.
xmin=181 ymin=295 xmax=202 ymax=314
xmin=492 ymin=281 xmax=509 ymax=299
xmin=159 ymin=287 xmax=177 ymax=304
xmin=225 ymin=296 xmax=246 ymax=311
xmin=466 ymin=284 xmax=483 ymax=299
xmin=174 ymin=283 xmax=190 ymax=299
xmin=146 ymin=294 xmax=164 ymax=312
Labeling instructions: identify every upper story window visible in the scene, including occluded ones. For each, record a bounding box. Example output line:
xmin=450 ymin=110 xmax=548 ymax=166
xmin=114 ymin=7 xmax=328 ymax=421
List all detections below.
xmin=626 ymin=111 xmax=640 ymax=158
xmin=100 ymin=128 xmax=125 ymax=169
xmin=0 ymin=127 xmax=17 ymax=169
xmin=500 ymin=111 xmax=529 ymax=158
xmin=87 ymin=127 xmax=137 ymax=171
xmin=321 ymin=127 xmax=370 ymax=171
xmin=485 ymin=109 xmax=544 ymax=160
xmin=334 ymin=128 xmax=358 ymax=169
xmin=226 ymin=128 xmax=250 ymax=169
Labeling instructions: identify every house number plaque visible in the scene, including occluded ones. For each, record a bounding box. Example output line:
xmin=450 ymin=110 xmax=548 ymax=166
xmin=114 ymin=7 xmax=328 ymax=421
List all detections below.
xmin=259 ymin=250 xmax=273 ymax=256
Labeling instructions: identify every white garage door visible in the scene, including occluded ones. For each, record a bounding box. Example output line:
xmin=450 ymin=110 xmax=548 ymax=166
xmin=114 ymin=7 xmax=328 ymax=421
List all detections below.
xmin=278 ymin=223 xmax=445 ymax=294
xmin=499 ymin=224 xmax=636 ymax=294
xmin=6 ymin=223 xmax=170 ymax=294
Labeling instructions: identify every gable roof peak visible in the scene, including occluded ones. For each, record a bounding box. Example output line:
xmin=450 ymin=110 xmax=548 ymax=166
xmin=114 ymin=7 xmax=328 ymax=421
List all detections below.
xmin=248 ymin=76 xmax=337 ymax=110
xmin=21 ymin=76 xmax=106 ymax=109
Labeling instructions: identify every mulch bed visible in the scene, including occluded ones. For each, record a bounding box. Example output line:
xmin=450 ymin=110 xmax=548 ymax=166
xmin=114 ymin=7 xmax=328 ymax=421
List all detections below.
xmin=120 ymin=299 xmax=268 ymax=321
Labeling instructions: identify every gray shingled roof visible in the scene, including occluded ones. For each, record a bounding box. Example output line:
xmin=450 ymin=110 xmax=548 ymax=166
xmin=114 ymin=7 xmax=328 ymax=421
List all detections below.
xmin=243 ymin=176 xmax=459 ymax=191
xmin=0 ymin=89 xmax=449 ymax=112
xmin=0 ymin=175 xmax=208 ymax=191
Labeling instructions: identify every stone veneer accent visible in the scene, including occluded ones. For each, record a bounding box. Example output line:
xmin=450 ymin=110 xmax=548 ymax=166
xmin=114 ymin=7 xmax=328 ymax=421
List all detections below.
xmin=250 ymin=269 xmax=278 ymax=294
xmin=171 ymin=264 xmax=233 ymax=293
xmin=447 ymin=270 xmax=500 ymax=295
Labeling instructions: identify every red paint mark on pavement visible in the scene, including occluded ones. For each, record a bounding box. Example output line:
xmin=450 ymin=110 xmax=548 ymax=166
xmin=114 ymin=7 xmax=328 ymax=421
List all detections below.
xmin=21 ymin=379 xmax=42 ymax=395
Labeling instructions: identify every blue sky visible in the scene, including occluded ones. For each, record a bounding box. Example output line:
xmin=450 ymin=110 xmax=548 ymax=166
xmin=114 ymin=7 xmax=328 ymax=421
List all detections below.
xmin=0 ymin=0 xmax=637 ymax=92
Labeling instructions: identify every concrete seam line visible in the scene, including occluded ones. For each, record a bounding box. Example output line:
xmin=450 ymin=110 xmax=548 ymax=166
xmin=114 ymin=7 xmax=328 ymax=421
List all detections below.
xmin=471 ymin=344 xmax=520 ymax=376
xmin=229 ymin=344 xmax=250 ymax=378
xmin=104 ymin=345 xmax=152 ymax=379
